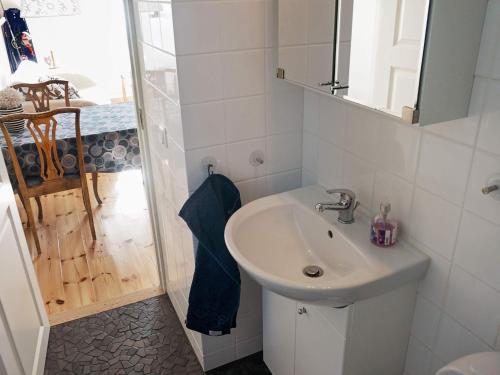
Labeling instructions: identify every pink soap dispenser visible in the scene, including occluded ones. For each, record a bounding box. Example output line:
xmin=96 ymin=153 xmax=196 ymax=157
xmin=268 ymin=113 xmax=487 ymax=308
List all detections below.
xmin=370 ymin=202 xmax=398 ymax=247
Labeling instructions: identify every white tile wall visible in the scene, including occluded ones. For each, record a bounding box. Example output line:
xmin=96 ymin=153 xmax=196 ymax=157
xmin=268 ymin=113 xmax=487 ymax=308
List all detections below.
xmin=139 ymin=0 xmax=500 ymax=372
xmin=138 ymin=0 xmax=303 ymax=371
xmin=301 ymin=1 xmax=500 ymax=370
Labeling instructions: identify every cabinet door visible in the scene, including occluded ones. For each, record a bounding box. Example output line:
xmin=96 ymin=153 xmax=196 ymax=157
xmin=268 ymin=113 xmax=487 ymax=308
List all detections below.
xmin=295 ymin=304 xmax=346 ymax=375
xmin=263 ymin=290 xmax=297 ymax=375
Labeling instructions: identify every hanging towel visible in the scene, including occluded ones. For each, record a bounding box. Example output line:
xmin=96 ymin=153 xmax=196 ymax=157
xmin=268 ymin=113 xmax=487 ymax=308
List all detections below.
xmin=179 ymin=173 xmax=241 ymax=336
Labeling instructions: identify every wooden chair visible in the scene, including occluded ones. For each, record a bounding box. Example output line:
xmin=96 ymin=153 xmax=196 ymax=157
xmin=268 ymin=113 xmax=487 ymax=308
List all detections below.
xmin=0 ymin=108 xmax=96 ymax=256
xmin=11 ymin=80 xmax=102 ymax=208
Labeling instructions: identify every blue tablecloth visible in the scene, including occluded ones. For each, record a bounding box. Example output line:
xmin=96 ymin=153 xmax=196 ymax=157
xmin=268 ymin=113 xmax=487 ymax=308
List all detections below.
xmin=0 ymin=102 xmax=141 ymax=188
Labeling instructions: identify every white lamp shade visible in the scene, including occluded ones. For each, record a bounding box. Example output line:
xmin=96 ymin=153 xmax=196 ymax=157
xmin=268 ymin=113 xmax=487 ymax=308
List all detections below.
xmin=20 ymin=0 xmax=81 ymax=17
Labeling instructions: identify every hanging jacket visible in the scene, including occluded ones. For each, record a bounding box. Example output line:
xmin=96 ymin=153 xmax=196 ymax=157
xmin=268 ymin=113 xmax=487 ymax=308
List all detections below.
xmin=179 ymin=173 xmax=241 ymax=336
xmin=2 ymin=8 xmax=37 ymax=73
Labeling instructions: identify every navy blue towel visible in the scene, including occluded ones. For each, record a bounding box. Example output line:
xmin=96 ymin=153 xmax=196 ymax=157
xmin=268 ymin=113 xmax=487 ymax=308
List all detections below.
xmin=179 ymin=174 xmax=241 ymax=336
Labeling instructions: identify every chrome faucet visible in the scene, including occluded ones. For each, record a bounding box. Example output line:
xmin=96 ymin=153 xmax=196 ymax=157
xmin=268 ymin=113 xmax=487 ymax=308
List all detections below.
xmin=315 ymin=188 xmax=359 ymax=224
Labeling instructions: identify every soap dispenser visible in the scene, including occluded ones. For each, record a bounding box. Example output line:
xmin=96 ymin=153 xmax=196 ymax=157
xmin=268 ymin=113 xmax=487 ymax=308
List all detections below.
xmin=370 ymin=202 xmax=398 ymax=247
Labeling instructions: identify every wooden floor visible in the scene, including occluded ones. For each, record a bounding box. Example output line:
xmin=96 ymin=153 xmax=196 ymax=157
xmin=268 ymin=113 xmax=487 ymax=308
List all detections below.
xmin=17 ymin=170 xmax=161 ymax=325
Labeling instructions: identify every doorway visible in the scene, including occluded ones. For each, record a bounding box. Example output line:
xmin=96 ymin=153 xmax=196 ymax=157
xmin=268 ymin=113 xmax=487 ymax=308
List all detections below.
xmin=0 ymin=0 xmax=162 ymax=325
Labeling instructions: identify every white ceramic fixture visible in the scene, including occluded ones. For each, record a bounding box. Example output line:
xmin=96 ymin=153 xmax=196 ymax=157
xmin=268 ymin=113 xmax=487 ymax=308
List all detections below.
xmin=436 ymin=352 xmax=500 ymax=375
xmin=225 ymin=185 xmax=429 ymax=307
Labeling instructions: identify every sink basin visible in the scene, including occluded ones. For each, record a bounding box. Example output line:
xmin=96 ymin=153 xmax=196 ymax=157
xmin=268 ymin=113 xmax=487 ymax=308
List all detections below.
xmin=225 ymin=185 xmax=429 ymax=307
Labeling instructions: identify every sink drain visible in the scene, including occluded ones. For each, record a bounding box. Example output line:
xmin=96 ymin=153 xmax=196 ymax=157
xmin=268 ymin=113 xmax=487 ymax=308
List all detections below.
xmin=303 ymin=265 xmax=324 ymax=278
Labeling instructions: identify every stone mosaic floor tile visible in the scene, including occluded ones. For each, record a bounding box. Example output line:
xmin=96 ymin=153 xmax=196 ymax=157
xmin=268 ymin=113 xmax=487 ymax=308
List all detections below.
xmin=44 ymin=295 xmax=270 ymax=375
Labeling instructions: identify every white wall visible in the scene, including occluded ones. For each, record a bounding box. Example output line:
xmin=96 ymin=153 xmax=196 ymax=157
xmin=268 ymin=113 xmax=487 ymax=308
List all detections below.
xmin=27 ymin=0 xmax=131 ymax=101
xmin=137 ymin=0 xmax=303 ymax=370
xmin=301 ymin=0 xmax=500 ymax=373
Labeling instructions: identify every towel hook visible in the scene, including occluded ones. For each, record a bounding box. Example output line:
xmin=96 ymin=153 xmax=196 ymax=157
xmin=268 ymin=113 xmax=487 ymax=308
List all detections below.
xmin=208 ymin=163 xmax=214 ymax=176
xmin=249 ymin=150 xmax=265 ymax=167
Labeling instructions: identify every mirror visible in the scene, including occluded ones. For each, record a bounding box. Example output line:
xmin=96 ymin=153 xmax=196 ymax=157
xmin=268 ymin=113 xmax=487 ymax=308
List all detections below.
xmin=278 ymin=0 xmax=429 ymax=119
xmin=278 ymin=0 xmax=486 ymax=125
xmin=339 ymin=0 xmax=428 ymax=117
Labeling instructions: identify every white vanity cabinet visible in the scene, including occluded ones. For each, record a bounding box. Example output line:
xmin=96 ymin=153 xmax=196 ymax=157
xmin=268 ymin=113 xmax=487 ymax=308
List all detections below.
xmin=263 ymin=282 xmax=418 ymax=375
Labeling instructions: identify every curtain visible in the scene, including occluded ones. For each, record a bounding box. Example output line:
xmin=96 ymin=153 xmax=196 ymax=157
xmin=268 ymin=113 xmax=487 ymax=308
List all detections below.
xmin=1 ymin=8 xmax=37 ymax=73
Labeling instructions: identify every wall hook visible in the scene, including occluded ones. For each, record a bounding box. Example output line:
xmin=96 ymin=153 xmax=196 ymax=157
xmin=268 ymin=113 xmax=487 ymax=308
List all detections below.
xmin=249 ymin=150 xmax=265 ymax=167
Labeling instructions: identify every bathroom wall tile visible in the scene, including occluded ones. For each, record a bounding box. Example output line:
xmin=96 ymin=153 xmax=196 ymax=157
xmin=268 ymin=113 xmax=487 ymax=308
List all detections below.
xmin=177 ymin=53 xmax=224 ymax=104
xmin=376 ymin=118 xmax=420 ymax=182
xmin=410 ymin=188 xmax=461 ymax=260
xmin=455 ymin=211 xmax=500 ymax=291
xmin=411 ymin=296 xmax=441 ymax=349
xmin=445 ymin=266 xmax=500 ymax=347
xmin=222 ymin=50 xmax=266 ymax=99
xmin=267 ymin=169 xmax=302 ymax=195
xmin=306 ymin=44 xmax=333 ymax=89
xmin=185 ymin=145 xmax=227 ymax=191
xmin=416 ymin=133 xmax=473 ymax=205
xmin=225 ymin=96 xmax=266 ymax=142
xmin=413 ymin=244 xmax=451 ymax=307
xmin=266 ymin=84 xmax=304 ymax=135
xmin=434 ymin=314 xmax=491 ymax=364
xmin=172 ymin=1 xmax=222 ymax=55
xmin=345 ymin=106 xmax=381 ymax=161
xmin=239 ymin=271 xmax=263 ymax=315
xmin=265 ymin=0 xmax=278 ymax=48
xmin=236 ymin=336 xmax=264 ymax=360
xmin=278 ymin=46 xmax=308 ymax=84
xmin=182 ymin=102 xmax=226 ymax=150
xmin=142 ymin=44 xmax=179 ymax=102
xmin=318 ymin=95 xmax=347 ymax=147
xmin=235 ymin=313 xmax=263 ymax=343
xmin=404 ymin=337 xmax=432 ymax=375
xmin=226 ymin=138 xmax=267 ymax=182
xmin=236 ymin=177 xmax=268 ymax=205
xmin=306 ymin=0 xmax=335 ymax=44
xmin=304 ymin=90 xmax=320 ymax=135
xmin=372 ymin=171 xmax=413 ymax=238
xmin=464 ymin=151 xmax=500 ymax=226
xmin=265 ymin=48 xmax=279 ymax=93
xmin=266 ymin=133 xmax=302 ymax=174
xmin=220 ymin=0 xmax=266 ymax=51
xmin=477 ymin=80 xmax=500 ymax=156
xmin=342 ymin=153 xmax=375 ymax=210
xmin=302 ymin=169 xmax=317 ymax=186
xmin=278 ymin=0 xmax=307 ymax=46
xmin=203 ymin=344 xmax=237 ymax=370
xmin=317 ymin=140 xmax=344 ymax=188
xmin=302 ymin=132 xmax=319 ymax=173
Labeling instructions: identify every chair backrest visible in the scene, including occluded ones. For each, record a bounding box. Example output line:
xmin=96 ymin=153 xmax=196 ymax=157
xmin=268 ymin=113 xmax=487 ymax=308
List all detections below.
xmin=11 ymin=80 xmax=70 ymax=112
xmin=0 ymin=108 xmax=83 ymax=194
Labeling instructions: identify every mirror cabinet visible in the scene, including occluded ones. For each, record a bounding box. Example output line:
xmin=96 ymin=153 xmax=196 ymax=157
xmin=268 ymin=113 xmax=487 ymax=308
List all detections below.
xmin=278 ymin=0 xmax=487 ymax=125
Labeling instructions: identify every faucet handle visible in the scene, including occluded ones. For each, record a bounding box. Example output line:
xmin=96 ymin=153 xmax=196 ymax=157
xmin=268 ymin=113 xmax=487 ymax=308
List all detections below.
xmin=326 ymin=188 xmax=356 ymax=201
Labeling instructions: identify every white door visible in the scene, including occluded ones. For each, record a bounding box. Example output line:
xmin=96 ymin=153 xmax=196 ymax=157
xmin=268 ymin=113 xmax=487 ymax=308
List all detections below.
xmin=0 ymin=151 xmax=49 ymax=375
xmin=371 ymin=0 xmax=427 ymax=115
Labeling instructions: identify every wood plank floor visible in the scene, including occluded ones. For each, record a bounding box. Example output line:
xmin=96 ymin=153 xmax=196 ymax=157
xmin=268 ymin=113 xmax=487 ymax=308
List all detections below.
xmin=17 ymin=170 xmax=161 ymax=324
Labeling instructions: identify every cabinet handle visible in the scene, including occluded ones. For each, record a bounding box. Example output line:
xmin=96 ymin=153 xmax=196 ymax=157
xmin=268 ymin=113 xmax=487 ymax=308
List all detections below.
xmin=297 ymin=307 xmax=307 ymax=315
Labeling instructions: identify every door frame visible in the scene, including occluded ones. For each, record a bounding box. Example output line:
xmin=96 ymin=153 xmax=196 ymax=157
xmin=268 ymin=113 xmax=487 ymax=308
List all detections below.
xmin=0 ymin=3 xmax=169 ymax=372
xmin=123 ymin=0 xmax=168 ymax=291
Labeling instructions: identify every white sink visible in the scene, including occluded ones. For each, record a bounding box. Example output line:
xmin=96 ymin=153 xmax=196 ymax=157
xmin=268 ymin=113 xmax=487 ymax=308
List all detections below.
xmin=225 ymin=185 xmax=430 ymax=307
